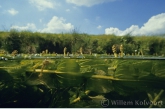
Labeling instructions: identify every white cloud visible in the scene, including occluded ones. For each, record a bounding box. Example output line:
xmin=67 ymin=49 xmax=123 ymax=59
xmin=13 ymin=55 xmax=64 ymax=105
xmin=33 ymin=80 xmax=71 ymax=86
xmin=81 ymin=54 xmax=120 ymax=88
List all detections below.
xmin=11 ymin=23 xmax=36 ymax=31
xmin=66 ymin=9 xmax=70 ymax=12
xmin=29 ymin=0 xmax=60 ymax=11
xmin=105 ymin=13 xmax=165 ymax=36
xmin=39 ymin=19 xmax=42 ymax=23
xmin=8 ymin=8 xmax=19 ymax=15
xmin=66 ymin=0 xmax=116 ymax=7
xmin=97 ymin=25 xmax=102 ymax=29
xmin=41 ymin=16 xmax=74 ymax=33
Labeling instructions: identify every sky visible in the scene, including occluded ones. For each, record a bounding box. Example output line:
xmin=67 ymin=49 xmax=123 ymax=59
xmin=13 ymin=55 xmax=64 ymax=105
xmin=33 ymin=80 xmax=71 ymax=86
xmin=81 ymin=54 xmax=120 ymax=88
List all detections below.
xmin=0 ymin=0 xmax=165 ymax=36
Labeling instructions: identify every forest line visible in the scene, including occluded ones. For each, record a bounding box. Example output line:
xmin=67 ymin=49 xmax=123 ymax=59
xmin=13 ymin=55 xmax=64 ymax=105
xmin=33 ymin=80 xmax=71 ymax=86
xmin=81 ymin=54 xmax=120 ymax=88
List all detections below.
xmin=0 ymin=29 xmax=165 ymax=56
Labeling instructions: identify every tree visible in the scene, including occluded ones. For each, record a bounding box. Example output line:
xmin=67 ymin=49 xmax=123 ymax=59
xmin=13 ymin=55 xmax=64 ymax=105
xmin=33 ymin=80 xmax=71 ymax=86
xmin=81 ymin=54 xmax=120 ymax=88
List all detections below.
xmin=4 ymin=29 xmax=21 ymax=53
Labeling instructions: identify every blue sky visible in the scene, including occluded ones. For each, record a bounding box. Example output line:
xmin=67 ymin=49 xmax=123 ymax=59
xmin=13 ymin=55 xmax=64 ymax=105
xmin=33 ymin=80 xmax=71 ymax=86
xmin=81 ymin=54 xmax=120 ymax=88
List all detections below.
xmin=0 ymin=0 xmax=165 ymax=36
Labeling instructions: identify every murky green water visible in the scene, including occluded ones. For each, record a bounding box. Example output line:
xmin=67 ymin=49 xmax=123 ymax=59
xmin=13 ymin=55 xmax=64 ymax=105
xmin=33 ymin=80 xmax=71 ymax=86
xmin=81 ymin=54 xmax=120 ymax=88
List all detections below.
xmin=0 ymin=57 xmax=165 ymax=108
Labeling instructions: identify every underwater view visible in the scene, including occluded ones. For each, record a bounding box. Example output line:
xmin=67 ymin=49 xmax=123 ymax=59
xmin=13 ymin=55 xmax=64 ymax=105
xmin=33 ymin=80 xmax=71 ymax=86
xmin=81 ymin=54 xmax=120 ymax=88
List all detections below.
xmin=0 ymin=54 xmax=165 ymax=108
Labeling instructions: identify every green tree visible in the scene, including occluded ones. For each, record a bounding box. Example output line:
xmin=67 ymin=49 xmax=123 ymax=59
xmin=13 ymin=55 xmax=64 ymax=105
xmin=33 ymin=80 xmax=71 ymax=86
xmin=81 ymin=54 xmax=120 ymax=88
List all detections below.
xmin=4 ymin=29 xmax=21 ymax=53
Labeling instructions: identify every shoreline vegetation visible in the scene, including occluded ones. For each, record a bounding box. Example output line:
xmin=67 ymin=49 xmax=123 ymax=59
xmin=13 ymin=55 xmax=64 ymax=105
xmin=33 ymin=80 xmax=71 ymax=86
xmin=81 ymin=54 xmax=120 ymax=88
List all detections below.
xmin=0 ymin=29 xmax=165 ymax=56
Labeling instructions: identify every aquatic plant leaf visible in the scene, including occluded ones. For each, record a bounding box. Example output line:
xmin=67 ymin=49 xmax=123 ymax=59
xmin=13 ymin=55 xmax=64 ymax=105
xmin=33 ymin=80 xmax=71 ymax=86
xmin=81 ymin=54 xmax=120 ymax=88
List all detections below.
xmin=114 ymin=60 xmax=136 ymax=79
xmin=152 ymin=61 xmax=165 ymax=78
xmin=57 ymin=60 xmax=80 ymax=72
xmin=55 ymin=60 xmax=84 ymax=87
